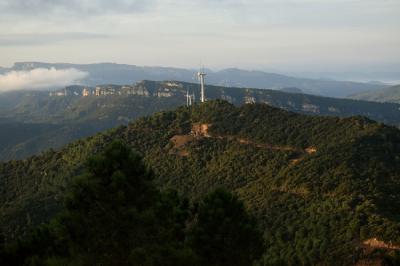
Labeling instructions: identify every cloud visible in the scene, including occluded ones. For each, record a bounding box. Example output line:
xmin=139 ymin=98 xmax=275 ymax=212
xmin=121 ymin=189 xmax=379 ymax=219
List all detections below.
xmin=0 ymin=33 xmax=108 ymax=46
xmin=0 ymin=0 xmax=154 ymax=16
xmin=0 ymin=68 xmax=88 ymax=92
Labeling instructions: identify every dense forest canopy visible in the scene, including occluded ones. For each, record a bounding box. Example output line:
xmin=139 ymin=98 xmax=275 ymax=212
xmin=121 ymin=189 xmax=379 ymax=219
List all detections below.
xmin=1 ymin=100 xmax=400 ymax=265
xmin=1 ymin=142 xmax=263 ymax=265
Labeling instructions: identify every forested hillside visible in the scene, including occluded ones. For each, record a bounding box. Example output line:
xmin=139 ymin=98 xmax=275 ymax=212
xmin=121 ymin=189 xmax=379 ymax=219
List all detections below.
xmin=1 ymin=101 xmax=400 ymax=265
xmin=1 ymin=142 xmax=265 ymax=265
xmin=1 ymin=80 xmax=400 ymax=161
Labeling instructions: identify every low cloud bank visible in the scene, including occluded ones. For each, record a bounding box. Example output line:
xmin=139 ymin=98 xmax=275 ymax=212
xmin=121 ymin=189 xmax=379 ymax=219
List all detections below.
xmin=0 ymin=68 xmax=88 ymax=92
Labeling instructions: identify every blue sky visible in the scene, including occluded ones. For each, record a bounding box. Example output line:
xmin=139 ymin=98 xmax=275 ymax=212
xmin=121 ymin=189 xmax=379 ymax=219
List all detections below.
xmin=0 ymin=0 xmax=399 ymax=73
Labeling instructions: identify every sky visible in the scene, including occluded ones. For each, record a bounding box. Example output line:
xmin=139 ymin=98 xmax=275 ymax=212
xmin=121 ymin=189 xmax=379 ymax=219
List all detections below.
xmin=0 ymin=0 xmax=399 ymax=74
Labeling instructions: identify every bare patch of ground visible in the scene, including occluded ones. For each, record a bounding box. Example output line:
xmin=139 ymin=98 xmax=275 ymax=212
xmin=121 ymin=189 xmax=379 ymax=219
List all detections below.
xmin=169 ymin=123 xmax=318 ymax=160
xmin=362 ymin=238 xmax=400 ymax=251
xmin=191 ymin=123 xmax=211 ymax=137
xmin=305 ymin=147 xmax=317 ymax=154
xmin=170 ymin=135 xmax=195 ymax=149
xmin=355 ymin=238 xmax=400 ymax=266
xmin=169 ymin=135 xmax=195 ymax=156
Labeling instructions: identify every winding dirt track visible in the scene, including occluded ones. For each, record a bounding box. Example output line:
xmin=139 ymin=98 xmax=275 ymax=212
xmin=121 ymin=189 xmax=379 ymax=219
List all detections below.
xmin=170 ymin=123 xmax=317 ymax=161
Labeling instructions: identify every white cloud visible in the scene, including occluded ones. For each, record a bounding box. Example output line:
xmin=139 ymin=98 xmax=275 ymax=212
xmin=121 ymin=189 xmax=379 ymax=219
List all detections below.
xmin=0 ymin=33 xmax=108 ymax=46
xmin=0 ymin=68 xmax=88 ymax=92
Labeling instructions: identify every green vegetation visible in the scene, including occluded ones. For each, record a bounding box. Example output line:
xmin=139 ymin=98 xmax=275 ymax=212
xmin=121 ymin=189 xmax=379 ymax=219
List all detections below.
xmin=1 ymin=80 xmax=400 ymax=161
xmin=0 ymin=142 xmax=263 ymax=266
xmin=187 ymin=188 xmax=264 ymax=266
xmin=0 ymin=87 xmax=183 ymax=160
xmin=1 ymin=100 xmax=400 ymax=264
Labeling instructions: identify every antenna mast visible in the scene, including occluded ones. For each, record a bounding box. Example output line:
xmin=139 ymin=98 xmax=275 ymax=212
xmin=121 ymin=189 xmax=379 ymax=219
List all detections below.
xmin=186 ymin=88 xmax=195 ymax=106
xmin=197 ymin=70 xmax=207 ymax=103
xmin=186 ymin=89 xmax=190 ymax=107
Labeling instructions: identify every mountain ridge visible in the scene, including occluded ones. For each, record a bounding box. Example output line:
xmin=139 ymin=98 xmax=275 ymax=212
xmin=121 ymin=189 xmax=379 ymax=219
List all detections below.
xmin=2 ymin=62 xmax=386 ymax=97
xmin=350 ymin=84 xmax=400 ymax=104
xmin=1 ymin=80 xmax=400 ymax=161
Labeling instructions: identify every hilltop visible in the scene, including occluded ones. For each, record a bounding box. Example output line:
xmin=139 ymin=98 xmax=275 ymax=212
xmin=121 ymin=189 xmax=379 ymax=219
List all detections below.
xmin=1 ymin=101 xmax=400 ymax=265
xmin=1 ymin=80 xmax=400 ymax=161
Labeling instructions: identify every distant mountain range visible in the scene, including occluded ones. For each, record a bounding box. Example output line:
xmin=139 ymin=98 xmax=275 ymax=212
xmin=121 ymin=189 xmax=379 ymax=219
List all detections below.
xmin=0 ymin=80 xmax=400 ymax=161
xmin=1 ymin=62 xmax=387 ymax=98
xmin=279 ymin=87 xmax=303 ymax=94
xmin=285 ymin=70 xmax=400 ymax=85
xmin=350 ymin=84 xmax=400 ymax=104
